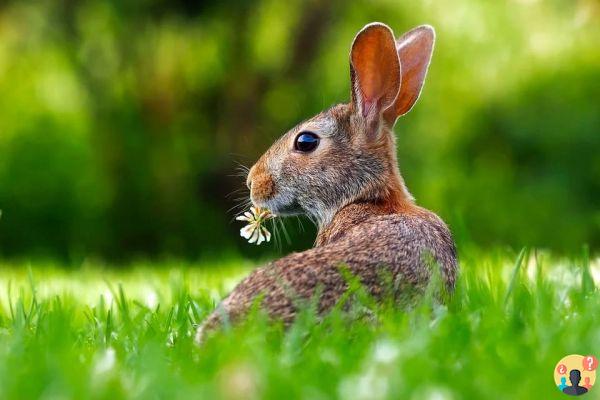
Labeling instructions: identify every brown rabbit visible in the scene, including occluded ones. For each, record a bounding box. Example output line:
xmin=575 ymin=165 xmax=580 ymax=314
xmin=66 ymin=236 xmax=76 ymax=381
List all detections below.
xmin=196 ymin=23 xmax=457 ymax=343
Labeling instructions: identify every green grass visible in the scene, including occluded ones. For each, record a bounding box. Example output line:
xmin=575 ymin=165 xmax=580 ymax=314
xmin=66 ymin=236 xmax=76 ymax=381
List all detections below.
xmin=0 ymin=249 xmax=598 ymax=400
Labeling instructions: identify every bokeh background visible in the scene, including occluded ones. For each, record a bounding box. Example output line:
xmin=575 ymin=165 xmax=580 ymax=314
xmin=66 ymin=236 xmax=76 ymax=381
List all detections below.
xmin=0 ymin=0 xmax=598 ymax=263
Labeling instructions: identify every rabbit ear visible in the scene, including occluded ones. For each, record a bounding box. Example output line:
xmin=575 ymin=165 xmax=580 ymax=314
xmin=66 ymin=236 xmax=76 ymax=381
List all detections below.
xmin=350 ymin=23 xmax=401 ymax=136
xmin=384 ymin=25 xmax=435 ymax=124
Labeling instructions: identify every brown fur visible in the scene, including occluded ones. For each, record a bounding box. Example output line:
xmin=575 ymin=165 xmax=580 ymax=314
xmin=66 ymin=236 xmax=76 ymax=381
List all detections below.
xmin=196 ymin=23 xmax=458 ymax=343
xmin=247 ymin=158 xmax=275 ymax=202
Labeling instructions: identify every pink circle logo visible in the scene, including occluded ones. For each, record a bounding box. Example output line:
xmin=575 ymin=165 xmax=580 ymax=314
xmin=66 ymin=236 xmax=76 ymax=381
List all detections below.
xmin=554 ymin=354 xmax=597 ymax=396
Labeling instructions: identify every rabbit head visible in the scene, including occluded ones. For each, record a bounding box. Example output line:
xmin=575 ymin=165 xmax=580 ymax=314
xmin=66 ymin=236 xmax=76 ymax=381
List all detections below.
xmin=246 ymin=23 xmax=435 ymax=226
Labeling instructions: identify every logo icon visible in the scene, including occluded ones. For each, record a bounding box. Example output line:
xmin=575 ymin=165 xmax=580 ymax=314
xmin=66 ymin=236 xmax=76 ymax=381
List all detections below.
xmin=554 ymin=354 xmax=597 ymax=396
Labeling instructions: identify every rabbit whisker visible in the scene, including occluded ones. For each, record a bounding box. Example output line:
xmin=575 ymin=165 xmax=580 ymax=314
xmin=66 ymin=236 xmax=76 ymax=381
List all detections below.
xmin=271 ymin=219 xmax=282 ymax=251
xmin=295 ymin=216 xmax=305 ymax=233
xmin=277 ymin=218 xmax=292 ymax=245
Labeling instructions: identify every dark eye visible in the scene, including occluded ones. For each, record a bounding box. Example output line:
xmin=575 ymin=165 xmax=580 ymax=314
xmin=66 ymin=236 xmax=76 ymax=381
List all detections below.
xmin=294 ymin=131 xmax=320 ymax=153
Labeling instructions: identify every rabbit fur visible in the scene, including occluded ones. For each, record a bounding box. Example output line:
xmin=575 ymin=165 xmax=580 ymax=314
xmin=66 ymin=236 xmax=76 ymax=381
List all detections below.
xmin=196 ymin=23 xmax=458 ymax=343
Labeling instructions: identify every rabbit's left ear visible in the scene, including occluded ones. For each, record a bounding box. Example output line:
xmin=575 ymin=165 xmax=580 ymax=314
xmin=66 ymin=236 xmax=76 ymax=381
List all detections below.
xmin=350 ymin=23 xmax=401 ymax=137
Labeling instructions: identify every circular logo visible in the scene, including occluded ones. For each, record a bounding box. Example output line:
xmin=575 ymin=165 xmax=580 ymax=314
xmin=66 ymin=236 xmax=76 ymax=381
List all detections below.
xmin=554 ymin=354 xmax=597 ymax=396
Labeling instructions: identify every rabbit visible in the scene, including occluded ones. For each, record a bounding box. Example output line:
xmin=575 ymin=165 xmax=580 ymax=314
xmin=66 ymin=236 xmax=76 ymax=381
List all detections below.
xmin=196 ymin=23 xmax=458 ymax=343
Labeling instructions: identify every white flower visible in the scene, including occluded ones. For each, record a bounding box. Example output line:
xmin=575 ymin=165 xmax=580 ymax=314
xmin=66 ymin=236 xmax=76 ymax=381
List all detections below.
xmin=236 ymin=207 xmax=274 ymax=245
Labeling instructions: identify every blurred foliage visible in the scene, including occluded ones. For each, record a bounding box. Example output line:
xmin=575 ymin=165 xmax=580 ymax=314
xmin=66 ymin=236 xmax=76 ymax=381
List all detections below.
xmin=0 ymin=0 xmax=598 ymax=261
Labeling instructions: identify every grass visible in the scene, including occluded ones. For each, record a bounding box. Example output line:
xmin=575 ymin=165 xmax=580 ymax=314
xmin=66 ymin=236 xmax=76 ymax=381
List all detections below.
xmin=0 ymin=248 xmax=598 ymax=400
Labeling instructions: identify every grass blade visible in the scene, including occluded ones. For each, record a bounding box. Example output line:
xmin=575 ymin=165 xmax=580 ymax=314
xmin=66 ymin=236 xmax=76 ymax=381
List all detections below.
xmin=504 ymin=247 xmax=529 ymax=307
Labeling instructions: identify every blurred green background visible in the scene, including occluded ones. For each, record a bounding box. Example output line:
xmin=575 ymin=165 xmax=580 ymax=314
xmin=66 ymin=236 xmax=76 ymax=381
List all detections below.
xmin=0 ymin=0 xmax=598 ymax=262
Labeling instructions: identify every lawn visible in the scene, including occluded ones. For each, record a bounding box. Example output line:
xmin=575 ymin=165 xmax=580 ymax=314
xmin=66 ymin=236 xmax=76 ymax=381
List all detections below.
xmin=0 ymin=248 xmax=598 ymax=400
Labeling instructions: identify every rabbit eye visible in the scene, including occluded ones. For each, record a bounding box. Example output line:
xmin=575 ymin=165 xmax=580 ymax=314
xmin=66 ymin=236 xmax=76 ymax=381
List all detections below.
xmin=294 ymin=131 xmax=320 ymax=153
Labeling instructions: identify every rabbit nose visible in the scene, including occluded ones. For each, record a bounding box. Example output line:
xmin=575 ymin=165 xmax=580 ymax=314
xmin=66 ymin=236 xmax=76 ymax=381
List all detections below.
xmin=246 ymin=167 xmax=254 ymax=189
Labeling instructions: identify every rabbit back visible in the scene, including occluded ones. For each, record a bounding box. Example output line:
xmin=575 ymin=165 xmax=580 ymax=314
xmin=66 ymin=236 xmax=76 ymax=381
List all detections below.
xmin=197 ymin=204 xmax=456 ymax=341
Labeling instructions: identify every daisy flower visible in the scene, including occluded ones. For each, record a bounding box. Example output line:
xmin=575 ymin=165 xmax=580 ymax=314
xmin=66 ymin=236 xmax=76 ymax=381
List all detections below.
xmin=236 ymin=207 xmax=274 ymax=245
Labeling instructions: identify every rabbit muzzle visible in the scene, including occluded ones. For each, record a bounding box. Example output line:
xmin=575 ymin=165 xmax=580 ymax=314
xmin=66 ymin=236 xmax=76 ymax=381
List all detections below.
xmin=247 ymin=161 xmax=303 ymax=216
xmin=247 ymin=162 xmax=275 ymax=203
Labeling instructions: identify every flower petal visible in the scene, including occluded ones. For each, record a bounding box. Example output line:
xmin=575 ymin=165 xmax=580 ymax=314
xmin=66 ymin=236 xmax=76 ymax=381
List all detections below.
xmin=261 ymin=226 xmax=271 ymax=242
xmin=258 ymin=212 xmax=271 ymax=222
xmin=248 ymin=227 xmax=260 ymax=243
xmin=240 ymin=224 xmax=255 ymax=239
xmin=237 ymin=207 xmax=275 ymax=245
xmin=256 ymin=232 xmax=264 ymax=245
